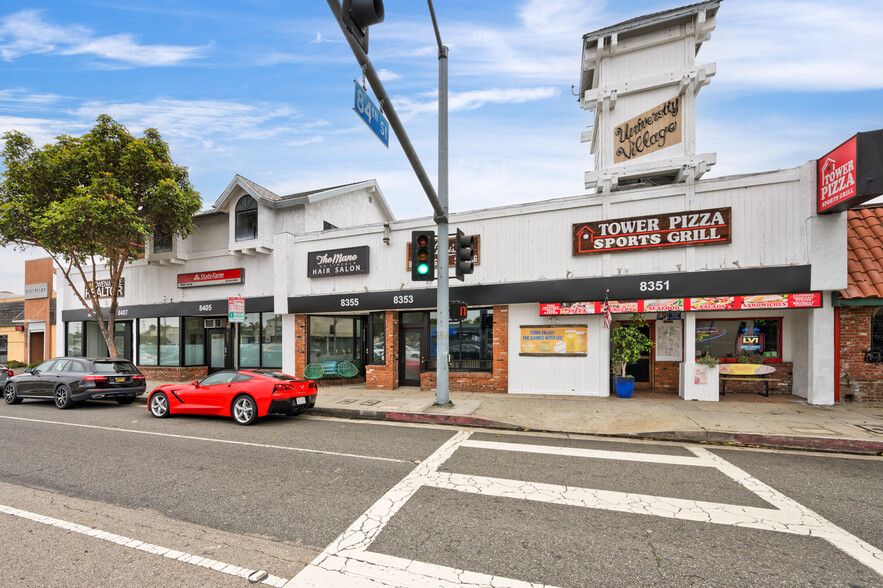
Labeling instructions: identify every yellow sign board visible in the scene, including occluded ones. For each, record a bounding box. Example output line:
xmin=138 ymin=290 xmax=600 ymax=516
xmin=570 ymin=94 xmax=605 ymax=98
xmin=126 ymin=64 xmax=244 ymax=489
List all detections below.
xmin=520 ymin=325 xmax=587 ymax=356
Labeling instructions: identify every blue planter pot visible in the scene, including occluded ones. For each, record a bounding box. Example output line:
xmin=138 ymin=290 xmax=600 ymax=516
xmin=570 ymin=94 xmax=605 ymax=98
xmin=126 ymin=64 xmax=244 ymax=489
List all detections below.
xmin=613 ymin=375 xmax=635 ymax=398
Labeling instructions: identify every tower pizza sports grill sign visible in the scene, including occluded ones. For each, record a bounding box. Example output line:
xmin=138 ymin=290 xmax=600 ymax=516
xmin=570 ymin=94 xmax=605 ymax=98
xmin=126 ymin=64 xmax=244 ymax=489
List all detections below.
xmin=817 ymin=129 xmax=883 ymax=214
xmin=573 ymin=207 xmax=732 ymax=255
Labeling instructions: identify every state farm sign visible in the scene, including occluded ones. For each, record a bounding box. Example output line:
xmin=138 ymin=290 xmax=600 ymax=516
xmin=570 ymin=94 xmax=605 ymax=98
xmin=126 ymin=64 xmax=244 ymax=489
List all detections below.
xmin=573 ymin=208 xmax=731 ymax=255
xmin=817 ymin=129 xmax=883 ymax=214
xmin=177 ymin=268 xmax=244 ymax=288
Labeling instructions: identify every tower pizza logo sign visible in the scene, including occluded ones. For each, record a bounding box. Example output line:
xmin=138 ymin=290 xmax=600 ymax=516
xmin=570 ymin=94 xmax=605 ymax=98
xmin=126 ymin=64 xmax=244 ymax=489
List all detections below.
xmin=817 ymin=136 xmax=857 ymax=213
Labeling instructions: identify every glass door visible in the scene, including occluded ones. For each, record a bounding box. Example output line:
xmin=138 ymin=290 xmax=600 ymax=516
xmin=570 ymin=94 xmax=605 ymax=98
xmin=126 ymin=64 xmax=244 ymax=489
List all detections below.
xmin=399 ymin=328 xmax=423 ymax=386
xmin=206 ymin=328 xmax=228 ymax=373
xmin=113 ymin=321 xmax=133 ymax=360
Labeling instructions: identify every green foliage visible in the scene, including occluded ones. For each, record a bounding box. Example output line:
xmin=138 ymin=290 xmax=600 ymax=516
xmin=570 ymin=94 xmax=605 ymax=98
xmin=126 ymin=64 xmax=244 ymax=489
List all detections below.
xmin=0 ymin=115 xmax=201 ymax=356
xmin=737 ymin=351 xmax=764 ymax=364
xmin=696 ymin=352 xmax=720 ymax=367
xmin=5 ymin=359 xmax=26 ymax=368
xmin=610 ymin=313 xmax=655 ymax=377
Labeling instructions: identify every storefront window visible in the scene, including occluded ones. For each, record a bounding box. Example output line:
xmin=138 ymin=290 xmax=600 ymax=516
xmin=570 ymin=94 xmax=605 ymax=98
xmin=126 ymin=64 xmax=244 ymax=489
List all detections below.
xmin=138 ymin=318 xmax=158 ymax=365
xmin=695 ymin=318 xmax=780 ymax=360
xmin=871 ymin=309 xmax=883 ymax=351
xmin=308 ymin=316 xmax=362 ymax=375
xmin=262 ymin=313 xmax=282 ymax=368
xmin=428 ymin=308 xmax=494 ymax=371
xmin=0 ymin=334 xmax=7 ymax=364
xmin=239 ymin=313 xmax=261 ymax=367
xmin=183 ymin=317 xmax=205 ymax=365
xmin=67 ymin=322 xmax=84 ymax=357
xmin=86 ymin=322 xmax=109 ymax=357
xmin=370 ymin=312 xmax=385 ymax=364
xmin=153 ymin=231 xmax=173 ymax=253
xmin=159 ymin=317 xmax=180 ymax=366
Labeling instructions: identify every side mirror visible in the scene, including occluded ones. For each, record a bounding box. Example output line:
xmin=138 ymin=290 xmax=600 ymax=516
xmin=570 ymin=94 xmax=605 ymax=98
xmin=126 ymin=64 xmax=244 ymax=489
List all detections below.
xmin=24 ymin=367 xmax=33 ymax=374
xmin=192 ymin=380 xmax=200 ymax=388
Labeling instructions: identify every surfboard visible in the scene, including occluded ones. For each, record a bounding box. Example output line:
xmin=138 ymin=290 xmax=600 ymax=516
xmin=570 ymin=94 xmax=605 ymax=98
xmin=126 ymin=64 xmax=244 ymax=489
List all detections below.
xmin=718 ymin=363 xmax=775 ymax=375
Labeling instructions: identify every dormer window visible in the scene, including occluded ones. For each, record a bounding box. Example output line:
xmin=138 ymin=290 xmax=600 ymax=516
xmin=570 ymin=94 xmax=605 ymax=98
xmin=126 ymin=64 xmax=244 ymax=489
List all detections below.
xmin=235 ymin=195 xmax=258 ymax=241
xmin=153 ymin=231 xmax=173 ymax=253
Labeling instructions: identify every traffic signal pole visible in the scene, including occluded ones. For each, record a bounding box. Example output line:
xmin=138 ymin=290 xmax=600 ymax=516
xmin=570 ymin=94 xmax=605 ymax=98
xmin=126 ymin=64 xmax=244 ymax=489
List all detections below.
xmin=327 ymin=0 xmax=451 ymax=406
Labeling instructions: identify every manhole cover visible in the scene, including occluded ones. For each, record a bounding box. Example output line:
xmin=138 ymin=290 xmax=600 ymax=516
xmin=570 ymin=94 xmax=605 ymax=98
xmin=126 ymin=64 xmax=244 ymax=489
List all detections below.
xmin=856 ymin=424 xmax=883 ymax=435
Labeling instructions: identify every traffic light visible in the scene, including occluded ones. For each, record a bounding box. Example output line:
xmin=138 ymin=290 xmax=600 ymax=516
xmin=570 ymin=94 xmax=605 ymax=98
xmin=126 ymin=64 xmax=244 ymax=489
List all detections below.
xmin=454 ymin=228 xmax=475 ymax=281
xmin=342 ymin=0 xmax=385 ymax=53
xmin=411 ymin=230 xmax=435 ymax=281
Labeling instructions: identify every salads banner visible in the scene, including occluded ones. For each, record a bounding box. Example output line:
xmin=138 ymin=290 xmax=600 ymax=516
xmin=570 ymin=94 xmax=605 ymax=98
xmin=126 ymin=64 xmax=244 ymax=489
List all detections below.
xmin=539 ymin=293 xmax=822 ymax=316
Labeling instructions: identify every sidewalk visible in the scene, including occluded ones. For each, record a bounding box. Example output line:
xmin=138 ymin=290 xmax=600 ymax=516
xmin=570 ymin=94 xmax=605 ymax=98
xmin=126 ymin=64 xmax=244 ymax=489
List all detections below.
xmin=142 ymin=380 xmax=883 ymax=456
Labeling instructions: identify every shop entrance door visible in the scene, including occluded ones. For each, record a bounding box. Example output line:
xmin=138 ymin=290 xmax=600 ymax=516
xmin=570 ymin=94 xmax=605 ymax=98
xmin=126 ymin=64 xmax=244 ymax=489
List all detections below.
xmin=621 ymin=321 xmax=655 ymax=389
xmin=206 ymin=328 xmax=231 ymax=373
xmin=399 ymin=328 xmax=423 ymax=387
xmin=113 ymin=321 xmax=133 ymax=361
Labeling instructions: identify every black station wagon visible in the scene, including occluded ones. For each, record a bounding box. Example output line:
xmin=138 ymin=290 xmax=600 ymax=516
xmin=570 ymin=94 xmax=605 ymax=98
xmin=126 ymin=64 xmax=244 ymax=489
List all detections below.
xmin=3 ymin=357 xmax=146 ymax=409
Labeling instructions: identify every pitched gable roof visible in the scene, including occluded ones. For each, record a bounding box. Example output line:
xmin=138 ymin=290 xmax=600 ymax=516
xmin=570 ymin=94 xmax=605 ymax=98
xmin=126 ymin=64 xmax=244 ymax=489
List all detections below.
xmin=841 ymin=206 xmax=883 ymax=299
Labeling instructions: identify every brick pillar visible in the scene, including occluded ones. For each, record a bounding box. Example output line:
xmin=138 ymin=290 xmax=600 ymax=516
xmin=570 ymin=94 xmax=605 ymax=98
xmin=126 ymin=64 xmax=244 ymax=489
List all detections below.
xmin=366 ymin=312 xmax=399 ymax=389
xmin=294 ymin=314 xmax=308 ymax=378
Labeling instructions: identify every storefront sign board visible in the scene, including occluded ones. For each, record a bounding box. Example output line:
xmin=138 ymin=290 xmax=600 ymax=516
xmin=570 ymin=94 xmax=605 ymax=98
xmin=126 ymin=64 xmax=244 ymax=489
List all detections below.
xmin=573 ymin=208 xmax=731 ymax=255
xmin=228 ymin=297 xmax=245 ymax=322
xmin=308 ymin=246 xmax=369 ymax=278
xmin=177 ymin=268 xmax=244 ymax=288
xmin=818 ymin=129 xmax=883 ymax=214
xmin=24 ymin=283 xmax=48 ymax=300
xmin=86 ymin=278 xmax=125 ymax=299
xmin=539 ymin=292 xmax=822 ymax=316
xmin=613 ymin=97 xmax=682 ymax=163
xmin=519 ymin=325 xmax=587 ymax=356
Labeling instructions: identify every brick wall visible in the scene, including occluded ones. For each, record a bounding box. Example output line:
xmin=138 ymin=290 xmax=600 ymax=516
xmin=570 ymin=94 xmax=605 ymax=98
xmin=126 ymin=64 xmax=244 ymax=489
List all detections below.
xmin=718 ymin=362 xmax=793 ymax=395
xmin=366 ymin=312 xmax=399 ymax=390
xmin=139 ymin=365 xmax=207 ymax=382
xmin=294 ymin=314 xmax=308 ymax=378
xmin=654 ymin=361 xmax=680 ymax=390
xmin=421 ymin=305 xmax=509 ymax=393
xmin=839 ymin=306 xmax=883 ymax=401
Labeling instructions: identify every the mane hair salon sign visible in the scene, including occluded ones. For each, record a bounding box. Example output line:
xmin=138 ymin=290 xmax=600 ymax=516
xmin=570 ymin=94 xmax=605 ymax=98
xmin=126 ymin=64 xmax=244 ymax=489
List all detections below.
xmin=573 ymin=207 xmax=731 ymax=255
xmin=308 ymin=246 xmax=369 ymax=278
xmin=613 ymin=97 xmax=682 ymax=163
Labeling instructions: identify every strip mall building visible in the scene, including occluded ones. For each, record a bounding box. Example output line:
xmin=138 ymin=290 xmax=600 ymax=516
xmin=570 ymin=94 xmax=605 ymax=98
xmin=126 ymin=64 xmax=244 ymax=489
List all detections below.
xmin=58 ymin=1 xmax=881 ymax=405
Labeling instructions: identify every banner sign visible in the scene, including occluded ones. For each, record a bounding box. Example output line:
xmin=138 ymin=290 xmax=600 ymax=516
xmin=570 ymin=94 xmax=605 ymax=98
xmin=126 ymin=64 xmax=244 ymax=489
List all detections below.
xmin=308 ymin=246 xmax=369 ymax=278
xmin=539 ymin=292 xmax=822 ymax=316
xmin=818 ymin=129 xmax=883 ymax=214
xmin=406 ymin=235 xmax=481 ymax=270
xmin=177 ymin=268 xmax=244 ymax=288
xmin=573 ymin=208 xmax=731 ymax=255
xmin=86 ymin=278 xmax=125 ymax=299
xmin=519 ymin=325 xmax=587 ymax=356
xmin=613 ymin=97 xmax=682 ymax=163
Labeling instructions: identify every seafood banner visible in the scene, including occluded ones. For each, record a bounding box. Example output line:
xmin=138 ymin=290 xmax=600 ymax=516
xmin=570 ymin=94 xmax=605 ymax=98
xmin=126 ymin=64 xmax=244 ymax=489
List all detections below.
xmin=539 ymin=293 xmax=822 ymax=316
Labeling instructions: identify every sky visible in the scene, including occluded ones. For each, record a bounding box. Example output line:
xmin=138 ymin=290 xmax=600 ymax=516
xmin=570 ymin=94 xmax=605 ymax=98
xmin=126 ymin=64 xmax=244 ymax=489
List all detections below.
xmin=1 ymin=0 xmax=882 ymax=290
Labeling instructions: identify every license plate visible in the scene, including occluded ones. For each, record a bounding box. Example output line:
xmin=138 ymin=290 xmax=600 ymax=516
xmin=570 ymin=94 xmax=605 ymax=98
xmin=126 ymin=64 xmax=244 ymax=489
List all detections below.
xmin=295 ymin=397 xmax=306 ymax=405
xmin=116 ymin=377 xmax=126 ymax=383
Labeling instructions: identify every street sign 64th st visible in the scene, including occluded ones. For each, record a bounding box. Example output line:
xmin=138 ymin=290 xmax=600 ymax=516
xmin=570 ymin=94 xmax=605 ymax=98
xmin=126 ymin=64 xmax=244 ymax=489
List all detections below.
xmin=354 ymin=82 xmax=389 ymax=148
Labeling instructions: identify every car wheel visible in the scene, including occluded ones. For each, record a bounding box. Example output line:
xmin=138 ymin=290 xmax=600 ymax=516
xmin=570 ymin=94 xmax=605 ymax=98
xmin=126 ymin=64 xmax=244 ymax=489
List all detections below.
xmin=232 ymin=394 xmax=258 ymax=426
xmin=149 ymin=392 xmax=170 ymax=418
xmin=117 ymin=397 xmax=135 ymax=405
xmin=4 ymin=383 xmax=22 ymax=405
xmin=54 ymin=385 xmax=73 ymax=409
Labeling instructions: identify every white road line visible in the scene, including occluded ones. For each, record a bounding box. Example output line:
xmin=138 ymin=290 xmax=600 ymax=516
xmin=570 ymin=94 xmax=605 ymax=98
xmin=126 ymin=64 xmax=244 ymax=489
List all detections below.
xmin=690 ymin=447 xmax=883 ymax=577
xmin=0 ymin=503 xmax=289 ymax=587
xmin=462 ymin=439 xmax=715 ymax=467
xmin=0 ymin=414 xmax=409 ymax=464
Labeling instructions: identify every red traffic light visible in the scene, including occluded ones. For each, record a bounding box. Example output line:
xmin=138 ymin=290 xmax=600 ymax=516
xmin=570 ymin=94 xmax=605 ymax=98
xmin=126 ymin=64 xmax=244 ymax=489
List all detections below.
xmin=416 ymin=234 xmax=429 ymax=248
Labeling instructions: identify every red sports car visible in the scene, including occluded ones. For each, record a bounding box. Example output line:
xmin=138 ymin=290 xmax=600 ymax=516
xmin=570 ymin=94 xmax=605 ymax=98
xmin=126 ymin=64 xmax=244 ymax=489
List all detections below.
xmin=147 ymin=369 xmax=318 ymax=425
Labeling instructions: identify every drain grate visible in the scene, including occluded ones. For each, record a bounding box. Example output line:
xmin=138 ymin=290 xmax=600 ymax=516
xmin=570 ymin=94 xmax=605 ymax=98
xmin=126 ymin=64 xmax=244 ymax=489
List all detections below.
xmin=855 ymin=424 xmax=883 ymax=435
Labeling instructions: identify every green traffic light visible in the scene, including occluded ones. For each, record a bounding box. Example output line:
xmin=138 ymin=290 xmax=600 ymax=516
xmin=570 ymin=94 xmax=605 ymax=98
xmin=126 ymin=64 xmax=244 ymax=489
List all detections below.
xmin=417 ymin=263 xmax=430 ymax=275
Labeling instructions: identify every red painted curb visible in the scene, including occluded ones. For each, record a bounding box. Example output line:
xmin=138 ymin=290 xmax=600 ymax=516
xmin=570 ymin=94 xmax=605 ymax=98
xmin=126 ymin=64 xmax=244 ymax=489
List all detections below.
xmin=731 ymin=434 xmax=883 ymax=455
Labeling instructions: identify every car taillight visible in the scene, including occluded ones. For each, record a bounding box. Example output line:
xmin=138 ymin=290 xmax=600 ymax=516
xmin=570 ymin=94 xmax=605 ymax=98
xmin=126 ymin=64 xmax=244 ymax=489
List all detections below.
xmin=2 ymin=369 xmax=12 ymax=377
xmin=273 ymin=383 xmax=293 ymax=394
xmin=309 ymin=381 xmax=318 ymax=390
xmin=83 ymin=375 xmax=107 ymax=383
xmin=132 ymin=374 xmax=146 ymax=381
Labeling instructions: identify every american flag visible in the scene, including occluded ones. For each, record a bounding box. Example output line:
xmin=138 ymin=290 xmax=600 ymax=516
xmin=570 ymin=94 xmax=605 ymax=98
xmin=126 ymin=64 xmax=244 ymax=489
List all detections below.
xmin=602 ymin=293 xmax=612 ymax=329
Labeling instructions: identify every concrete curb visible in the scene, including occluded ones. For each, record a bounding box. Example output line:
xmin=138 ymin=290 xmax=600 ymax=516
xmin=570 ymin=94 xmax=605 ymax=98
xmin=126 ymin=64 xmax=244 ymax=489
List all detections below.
xmin=311 ymin=407 xmax=518 ymax=430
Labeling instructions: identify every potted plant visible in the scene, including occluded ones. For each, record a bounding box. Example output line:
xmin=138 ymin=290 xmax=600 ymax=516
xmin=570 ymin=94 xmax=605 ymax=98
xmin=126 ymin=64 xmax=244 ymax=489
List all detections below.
xmin=610 ymin=313 xmax=654 ymax=398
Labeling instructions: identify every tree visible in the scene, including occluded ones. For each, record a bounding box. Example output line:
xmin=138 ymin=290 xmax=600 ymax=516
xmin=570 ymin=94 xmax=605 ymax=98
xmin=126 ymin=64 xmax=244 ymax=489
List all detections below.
xmin=610 ymin=313 xmax=654 ymax=377
xmin=0 ymin=115 xmax=201 ymax=358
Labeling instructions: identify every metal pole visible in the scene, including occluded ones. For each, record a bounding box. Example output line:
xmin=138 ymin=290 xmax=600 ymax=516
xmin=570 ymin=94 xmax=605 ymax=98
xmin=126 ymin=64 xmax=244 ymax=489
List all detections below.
xmin=434 ymin=5 xmax=450 ymax=405
xmin=326 ymin=0 xmax=446 ymax=224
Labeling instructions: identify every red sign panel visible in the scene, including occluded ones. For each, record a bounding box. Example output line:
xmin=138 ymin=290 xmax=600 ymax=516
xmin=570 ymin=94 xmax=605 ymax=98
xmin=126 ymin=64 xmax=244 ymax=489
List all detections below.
xmin=539 ymin=293 xmax=822 ymax=315
xmin=177 ymin=268 xmax=244 ymax=288
xmin=818 ymin=135 xmax=857 ymax=213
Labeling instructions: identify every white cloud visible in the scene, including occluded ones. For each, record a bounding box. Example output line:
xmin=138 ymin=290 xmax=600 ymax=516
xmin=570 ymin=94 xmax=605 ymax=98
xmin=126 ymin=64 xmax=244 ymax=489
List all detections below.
xmin=396 ymin=87 xmax=559 ymax=119
xmin=377 ymin=68 xmax=402 ymax=82
xmin=0 ymin=10 xmax=209 ymax=66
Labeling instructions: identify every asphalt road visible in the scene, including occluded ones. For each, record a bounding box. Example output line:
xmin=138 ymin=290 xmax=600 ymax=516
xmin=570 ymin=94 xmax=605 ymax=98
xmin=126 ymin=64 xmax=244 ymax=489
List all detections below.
xmin=0 ymin=398 xmax=881 ymax=587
